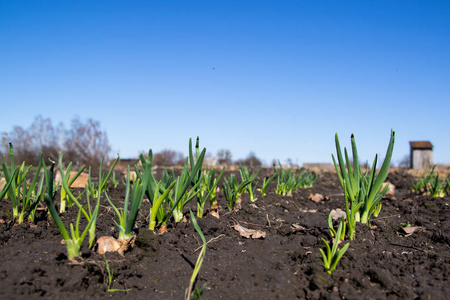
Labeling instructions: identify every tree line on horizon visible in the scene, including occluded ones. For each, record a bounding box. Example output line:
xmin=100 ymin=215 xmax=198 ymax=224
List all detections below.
xmin=0 ymin=115 xmax=264 ymax=169
xmin=1 ymin=115 xmax=111 ymax=167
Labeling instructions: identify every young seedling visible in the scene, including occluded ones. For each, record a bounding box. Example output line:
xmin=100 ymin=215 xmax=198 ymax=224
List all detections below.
xmin=168 ymin=161 xmax=201 ymax=223
xmin=136 ymin=140 xmax=206 ymax=231
xmin=223 ymin=174 xmax=251 ymax=211
xmin=109 ymin=171 xmax=119 ymax=189
xmin=27 ymin=173 xmax=46 ymax=223
xmin=103 ymin=254 xmax=132 ymax=292
xmin=273 ymin=161 xmax=297 ymax=196
xmin=2 ymin=144 xmax=43 ymax=224
xmin=258 ymin=173 xmax=277 ymax=197
xmin=425 ymin=167 xmax=449 ymax=198
xmin=238 ymin=164 xmax=261 ymax=201
xmin=295 ymin=169 xmax=319 ymax=189
xmin=185 ymin=209 xmax=207 ymax=300
xmin=60 ymin=154 xmax=119 ymax=249
xmin=319 ymin=218 xmax=349 ymax=274
xmin=148 ymin=179 xmax=176 ymax=231
xmin=43 ymin=158 xmax=100 ymax=260
xmin=196 ymin=167 xmax=225 ymax=218
xmin=328 ymin=212 xmax=346 ymax=241
xmin=106 ymin=163 xmax=152 ymax=253
xmin=332 ymin=130 xmax=395 ymax=226
xmin=58 ymin=161 xmax=86 ymax=213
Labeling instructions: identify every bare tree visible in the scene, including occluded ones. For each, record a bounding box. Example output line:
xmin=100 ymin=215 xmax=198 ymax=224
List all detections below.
xmin=1 ymin=116 xmax=111 ymax=167
xmin=153 ymin=149 xmax=184 ymax=166
xmin=239 ymin=152 xmax=262 ymax=169
xmin=217 ymin=149 xmax=232 ymax=165
xmin=29 ymin=115 xmax=61 ymax=162
xmin=1 ymin=125 xmax=36 ymax=164
xmin=66 ymin=117 xmax=111 ymax=166
xmin=398 ymin=154 xmax=411 ymax=168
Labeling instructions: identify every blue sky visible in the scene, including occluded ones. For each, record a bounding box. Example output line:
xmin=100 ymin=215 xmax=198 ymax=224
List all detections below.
xmin=1 ymin=1 xmax=449 ymax=166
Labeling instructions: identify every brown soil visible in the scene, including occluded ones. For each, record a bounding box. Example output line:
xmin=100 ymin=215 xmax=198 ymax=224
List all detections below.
xmin=0 ymin=169 xmax=449 ymax=299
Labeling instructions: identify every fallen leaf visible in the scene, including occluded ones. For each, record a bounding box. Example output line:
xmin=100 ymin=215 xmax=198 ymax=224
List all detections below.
xmin=399 ymin=226 xmax=424 ymax=237
xmin=232 ymin=223 xmax=266 ymax=239
xmin=209 ymin=210 xmax=220 ymax=219
xmin=299 ymin=209 xmax=317 ymax=213
xmin=330 ymin=209 xmax=346 ymax=221
xmin=291 ymin=224 xmax=307 ymax=232
xmin=309 ymin=193 xmax=329 ymax=203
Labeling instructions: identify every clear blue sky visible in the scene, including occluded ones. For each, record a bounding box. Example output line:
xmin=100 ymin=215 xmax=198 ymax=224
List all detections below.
xmin=1 ymin=1 xmax=449 ymax=166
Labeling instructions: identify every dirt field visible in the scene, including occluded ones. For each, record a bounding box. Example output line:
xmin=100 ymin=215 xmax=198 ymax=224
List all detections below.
xmin=0 ymin=168 xmax=449 ymax=299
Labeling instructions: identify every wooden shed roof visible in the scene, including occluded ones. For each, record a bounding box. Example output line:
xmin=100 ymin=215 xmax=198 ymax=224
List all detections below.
xmin=409 ymin=141 xmax=433 ymax=149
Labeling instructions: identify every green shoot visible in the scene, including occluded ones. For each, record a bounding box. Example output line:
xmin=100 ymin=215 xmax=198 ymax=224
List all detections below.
xmin=28 ymin=173 xmax=45 ymax=223
xmin=59 ymin=162 xmax=86 ymax=213
xmin=106 ymin=164 xmax=152 ymax=241
xmin=103 ymin=254 xmax=132 ymax=292
xmin=109 ymin=171 xmax=119 ymax=189
xmin=148 ymin=180 xmax=176 ymax=231
xmin=223 ymin=174 xmax=250 ymax=211
xmin=412 ymin=166 xmax=449 ymax=198
xmin=332 ymin=130 xmax=395 ymax=226
xmin=0 ymin=166 xmax=18 ymax=203
xmin=2 ymin=144 xmax=43 ymax=223
xmin=43 ymin=157 xmax=100 ymax=260
xmin=319 ymin=218 xmax=349 ymax=274
xmin=185 ymin=209 xmax=207 ymax=300
xmin=295 ymin=169 xmax=319 ymax=189
xmin=328 ymin=212 xmax=346 ymax=241
xmin=238 ymin=164 xmax=261 ymax=201
xmin=136 ymin=140 xmax=206 ymax=229
xmin=60 ymin=154 xmax=119 ymax=248
xmin=168 ymin=161 xmax=201 ymax=223
xmin=273 ymin=161 xmax=297 ymax=196
xmin=258 ymin=173 xmax=277 ymax=197
xmin=196 ymin=167 xmax=225 ymax=218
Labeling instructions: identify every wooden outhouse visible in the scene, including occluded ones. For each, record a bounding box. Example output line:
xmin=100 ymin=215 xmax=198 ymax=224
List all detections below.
xmin=409 ymin=141 xmax=433 ymax=169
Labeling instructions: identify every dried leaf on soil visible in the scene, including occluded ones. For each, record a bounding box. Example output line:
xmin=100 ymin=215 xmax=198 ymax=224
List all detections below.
xmin=309 ymin=193 xmax=329 ymax=203
xmin=299 ymin=209 xmax=317 ymax=213
xmin=232 ymin=223 xmax=266 ymax=239
xmin=399 ymin=226 xmax=424 ymax=237
xmin=291 ymin=224 xmax=307 ymax=232
xmin=330 ymin=208 xmax=346 ymax=220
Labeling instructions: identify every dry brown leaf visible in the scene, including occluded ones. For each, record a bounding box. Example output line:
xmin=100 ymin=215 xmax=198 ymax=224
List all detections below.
xmin=309 ymin=193 xmax=329 ymax=203
xmin=291 ymin=224 xmax=307 ymax=232
xmin=299 ymin=209 xmax=317 ymax=213
xmin=400 ymin=226 xmax=424 ymax=237
xmin=330 ymin=209 xmax=346 ymax=221
xmin=232 ymin=223 xmax=266 ymax=239
xmin=209 ymin=210 xmax=220 ymax=219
